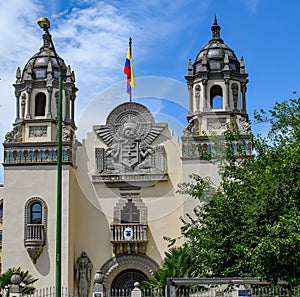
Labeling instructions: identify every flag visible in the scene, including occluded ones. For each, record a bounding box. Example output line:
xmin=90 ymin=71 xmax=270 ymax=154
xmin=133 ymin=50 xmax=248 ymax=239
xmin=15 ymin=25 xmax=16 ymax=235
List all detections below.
xmin=123 ymin=43 xmax=135 ymax=94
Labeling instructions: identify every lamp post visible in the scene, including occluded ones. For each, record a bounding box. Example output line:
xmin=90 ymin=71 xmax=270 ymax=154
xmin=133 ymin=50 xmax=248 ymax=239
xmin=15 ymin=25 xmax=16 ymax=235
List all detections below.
xmin=37 ymin=17 xmax=62 ymax=297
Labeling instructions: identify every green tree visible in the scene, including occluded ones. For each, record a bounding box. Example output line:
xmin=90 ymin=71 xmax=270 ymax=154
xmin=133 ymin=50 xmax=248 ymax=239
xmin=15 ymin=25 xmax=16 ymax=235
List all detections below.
xmin=175 ymin=97 xmax=300 ymax=285
xmin=143 ymin=245 xmax=196 ymax=290
xmin=0 ymin=267 xmax=38 ymax=296
xmin=179 ymin=97 xmax=300 ymax=284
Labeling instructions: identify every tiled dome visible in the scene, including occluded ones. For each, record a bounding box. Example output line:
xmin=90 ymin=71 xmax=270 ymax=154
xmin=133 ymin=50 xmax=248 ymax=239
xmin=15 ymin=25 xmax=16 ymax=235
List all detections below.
xmin=22 ymin=33 xmax=67 ymax=81
xmin=193 ymin=16 xmax=240 ymax=73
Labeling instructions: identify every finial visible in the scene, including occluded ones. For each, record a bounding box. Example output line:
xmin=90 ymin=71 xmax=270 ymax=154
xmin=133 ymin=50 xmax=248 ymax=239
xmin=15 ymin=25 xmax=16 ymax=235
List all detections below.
xmin=210 ymin=14 xmax=222 ymax=41
xmin=42 ymin=33 xmax=51 ymax=49
xmin=213 ymin=14 xmax=218 ymax=25
xmin=16 ymin=67 xmax=21 ymax=83
xmin=66 ymin=65 xmax=72 ymax=82
xmin=188 ymin=59 xmax=193 ymax=76
xmin=240 ymin=56 xmax=245 ymax=74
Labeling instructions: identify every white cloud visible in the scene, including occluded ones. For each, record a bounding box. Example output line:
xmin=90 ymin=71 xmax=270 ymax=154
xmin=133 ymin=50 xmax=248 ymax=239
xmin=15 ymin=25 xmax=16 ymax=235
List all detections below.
xmin=0 ymin=0 xmax=212 ymax=182
xmin=245 ymin=0 xmax=261 ymax=12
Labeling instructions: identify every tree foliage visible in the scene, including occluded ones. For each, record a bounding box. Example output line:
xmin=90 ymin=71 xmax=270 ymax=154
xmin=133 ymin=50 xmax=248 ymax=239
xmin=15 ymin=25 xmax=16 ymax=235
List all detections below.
xmin=146 ymin=97 xmax=300 ymax=289
xmin=143 ymin=246 xmax=195 ymax=290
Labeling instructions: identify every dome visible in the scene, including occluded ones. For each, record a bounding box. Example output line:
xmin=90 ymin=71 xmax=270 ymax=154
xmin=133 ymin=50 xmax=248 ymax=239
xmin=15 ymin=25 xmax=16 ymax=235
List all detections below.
xmin=21 ymin=33 xmax=67 ymax=81
xmin=193 ymin=16 xmax=240 ymax=73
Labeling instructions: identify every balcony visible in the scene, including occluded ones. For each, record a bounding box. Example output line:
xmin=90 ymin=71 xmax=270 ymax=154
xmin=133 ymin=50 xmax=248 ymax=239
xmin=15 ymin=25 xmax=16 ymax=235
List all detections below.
xmin=24 ymin=224 xmax=46 ymax=263
xmin=110 ymin=224 xmax=147 ymax=255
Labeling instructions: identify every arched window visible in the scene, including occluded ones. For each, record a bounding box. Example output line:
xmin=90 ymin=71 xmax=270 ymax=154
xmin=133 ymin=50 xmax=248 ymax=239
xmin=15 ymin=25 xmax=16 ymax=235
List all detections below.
xmin=121 ymin=200 xmax=140 ymax=223
xmin=30 ymin=202 xmax=42 ymax=224
xmin=24 ymin=197 xmax=47 ymax=263
xmin=210 ymin=85 xmax=223 ymax=109
xmin=35 ymin=93 xmax=46 ymax=116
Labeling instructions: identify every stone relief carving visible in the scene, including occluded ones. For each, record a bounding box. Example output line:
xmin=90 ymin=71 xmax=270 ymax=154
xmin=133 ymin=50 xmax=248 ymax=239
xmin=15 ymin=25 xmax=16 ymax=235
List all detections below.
xmin=75 ymin=251 xmax=93 ymax=297
xmin=183 ymin=116 xmax=199 ymax=136
xmin=62 ymin=124 xmax=72 ymax=141
xmin=5 ymin=125 xmax=22 ymax=143
xmin=207 ymin=118 xmax=227 ymax=130
xmin=236 ymin=115 xmax=251 ymax=134
xmin=29 ymin=126 xmax=47 ymax=138
xmin=94 ymin=102 xmax=167 ymax=175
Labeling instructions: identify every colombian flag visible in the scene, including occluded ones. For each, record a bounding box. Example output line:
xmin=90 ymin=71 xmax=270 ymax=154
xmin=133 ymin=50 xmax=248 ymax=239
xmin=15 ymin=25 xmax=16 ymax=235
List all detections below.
xmin=123 ymin=45 xmax=135 ymax=94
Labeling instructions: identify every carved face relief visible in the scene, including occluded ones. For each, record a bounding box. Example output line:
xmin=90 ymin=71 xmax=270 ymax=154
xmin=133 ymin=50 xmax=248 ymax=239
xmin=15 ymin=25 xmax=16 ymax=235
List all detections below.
xmin=94 ymin=102 xmax=167 ymax=176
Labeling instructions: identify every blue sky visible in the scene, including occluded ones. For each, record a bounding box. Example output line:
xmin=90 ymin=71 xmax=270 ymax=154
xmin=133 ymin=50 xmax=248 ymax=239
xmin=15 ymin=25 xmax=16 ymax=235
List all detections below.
xmin=0 ymin=0 xmax=299 ymax=182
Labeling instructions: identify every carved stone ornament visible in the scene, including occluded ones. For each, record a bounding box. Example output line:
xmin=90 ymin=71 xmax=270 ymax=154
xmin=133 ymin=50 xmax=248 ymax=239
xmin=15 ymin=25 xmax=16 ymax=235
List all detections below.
xmin=75 ymin=251 xmax=93 ymax=297
xmin=94 ymin=102 xmax=167 ymax=175
xmin=183 ymin=116 xmax=199 ymax=136
xmin=207 ymin=117 xmax=227 ymax=130
xmin=4 ymin=124 xmax=22 ymax=143
xmin=62 ymin=124 xmax=72 ymax=141
xmin=236 ymin=115 xmax=251 ymax=134
xmin=29 ymin=126 xmax=47 ymax=137
xmin=26 ymin=245 xmax=44 ymax=264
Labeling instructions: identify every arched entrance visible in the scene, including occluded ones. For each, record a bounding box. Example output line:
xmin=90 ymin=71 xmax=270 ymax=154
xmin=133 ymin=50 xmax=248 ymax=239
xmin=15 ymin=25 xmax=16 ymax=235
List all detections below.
xmin=111 ymin=269 xmax=147 ymax=297
xmin=95 ymin=254 xmax=160 ymax=297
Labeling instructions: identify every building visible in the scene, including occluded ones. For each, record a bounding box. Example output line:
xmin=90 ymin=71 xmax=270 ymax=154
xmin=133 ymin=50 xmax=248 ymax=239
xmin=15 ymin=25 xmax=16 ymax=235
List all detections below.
xmin=1 ymin=17 xmax=251 ymax=296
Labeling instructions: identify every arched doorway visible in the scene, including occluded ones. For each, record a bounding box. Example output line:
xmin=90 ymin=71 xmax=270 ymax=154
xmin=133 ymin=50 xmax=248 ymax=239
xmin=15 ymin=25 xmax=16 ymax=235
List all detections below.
xmin=111 ymin=269 xmax=147 ymax=297
xmin=95 ymin=254 xmax=160 ymax=297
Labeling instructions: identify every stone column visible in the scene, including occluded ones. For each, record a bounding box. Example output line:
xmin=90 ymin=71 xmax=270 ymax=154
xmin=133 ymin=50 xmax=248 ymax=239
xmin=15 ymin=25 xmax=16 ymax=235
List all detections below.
xmin=26 ymin=87 xmax=32 ymax=119
xmin=225 ymin=78 xmax=230 ymax=110
xmin=47 ymin=86 xmax=53 ymax=118
xmin=15 ymin=91 xmax=20 ymax=121
xmin=202 ymin=79 xmax=208 ymax=111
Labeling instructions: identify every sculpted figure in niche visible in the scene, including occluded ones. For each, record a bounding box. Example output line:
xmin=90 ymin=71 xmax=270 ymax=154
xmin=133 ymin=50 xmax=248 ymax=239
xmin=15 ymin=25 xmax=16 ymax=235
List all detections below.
xmin=231 ymin=83 xmax=239 ymax=110
xmin=21 ymin=93 xmax=26 ymax=119
xmin=195 ymin=85 xmax=201 ymax=111
xmin=75 ymin=251 xmax=93 ymax=297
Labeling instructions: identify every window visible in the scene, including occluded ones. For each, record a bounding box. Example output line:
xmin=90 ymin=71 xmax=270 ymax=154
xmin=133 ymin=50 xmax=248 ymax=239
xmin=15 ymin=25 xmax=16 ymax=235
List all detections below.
xmin=30 ymin=202 xmax=42 ymax=224
xmin=35 ymin=93 xmax=46 ymax=116
xmin=24 ymin=197 xmax=47 ymax=239
xmin=210 ymin=85 xmax=223 ymax=109
xmin=121 ymin=200 xmax=140 ymax=223
xmin=24 ymin=197 xmax=47 ymax=263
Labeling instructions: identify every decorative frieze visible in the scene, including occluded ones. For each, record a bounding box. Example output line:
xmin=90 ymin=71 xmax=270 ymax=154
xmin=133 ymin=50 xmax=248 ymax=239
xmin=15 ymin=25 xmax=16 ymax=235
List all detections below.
xmin=3 ymin=144 xmax=74 ymax=165
xmin=182 ymin=139 xmax=252 ymax=159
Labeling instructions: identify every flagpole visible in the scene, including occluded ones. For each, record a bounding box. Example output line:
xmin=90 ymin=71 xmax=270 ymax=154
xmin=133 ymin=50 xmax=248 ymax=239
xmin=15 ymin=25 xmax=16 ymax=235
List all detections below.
xmin=129 ymin=37 xmax=132 ymax=102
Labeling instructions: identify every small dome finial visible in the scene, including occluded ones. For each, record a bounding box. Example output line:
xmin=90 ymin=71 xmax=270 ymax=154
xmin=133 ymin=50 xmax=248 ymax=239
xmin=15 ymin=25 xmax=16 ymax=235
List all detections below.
xmin=213 ymin=14 xmax=218 ymax=25
xmin=211 ymin=14 xmax=221 ymax=40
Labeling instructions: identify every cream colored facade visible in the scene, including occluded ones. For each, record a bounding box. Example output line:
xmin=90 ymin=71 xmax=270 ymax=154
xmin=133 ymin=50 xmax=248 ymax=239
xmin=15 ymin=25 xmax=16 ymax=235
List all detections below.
xmin=1 ymin=17 xmax=251 ymax=296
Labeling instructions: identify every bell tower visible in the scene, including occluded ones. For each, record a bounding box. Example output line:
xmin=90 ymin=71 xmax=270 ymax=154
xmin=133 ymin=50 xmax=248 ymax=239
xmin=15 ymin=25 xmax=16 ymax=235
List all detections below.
xmin=182 ymin=16 xmax=251 ymax=158
xmin=2 ymin=20 xmax=78 ymax=287
xmin=9 ymin=28 xmax=77 ymax=143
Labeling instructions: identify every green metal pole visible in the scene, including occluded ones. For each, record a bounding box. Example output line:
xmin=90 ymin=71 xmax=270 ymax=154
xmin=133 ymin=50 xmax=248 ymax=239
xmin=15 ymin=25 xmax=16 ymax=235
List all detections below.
xmin=45 ymin=30 xmax=62 ymax=297
xmin=56 ymin=63 xmax=63 ymax=297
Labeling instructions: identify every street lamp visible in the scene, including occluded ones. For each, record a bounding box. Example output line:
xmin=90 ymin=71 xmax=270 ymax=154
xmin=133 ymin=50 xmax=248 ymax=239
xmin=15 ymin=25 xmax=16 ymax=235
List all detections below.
xmin=38 ymin=17 xmax=63 ymax=297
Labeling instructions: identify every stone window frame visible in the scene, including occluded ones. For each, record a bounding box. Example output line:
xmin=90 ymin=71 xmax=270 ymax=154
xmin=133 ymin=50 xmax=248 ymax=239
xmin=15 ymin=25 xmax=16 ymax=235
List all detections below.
xmin=24 ymin=196 xmax=47 ymax=244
